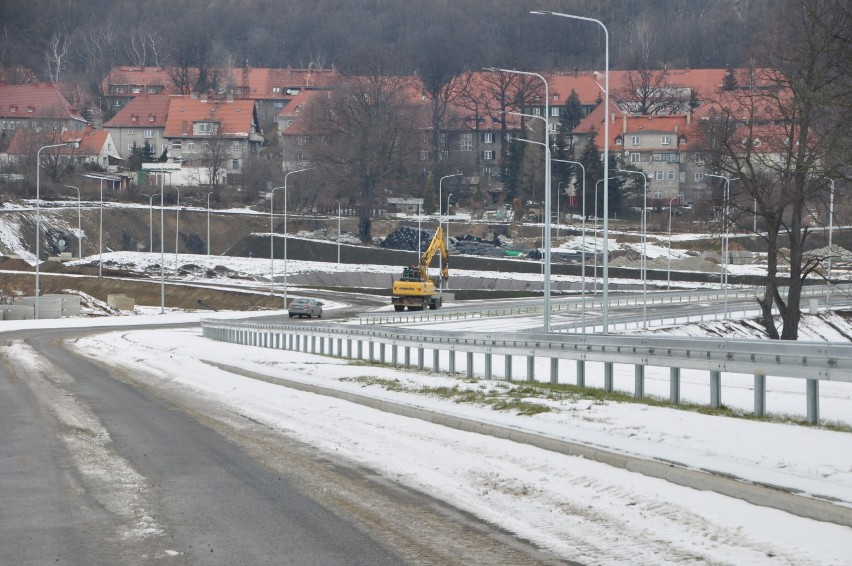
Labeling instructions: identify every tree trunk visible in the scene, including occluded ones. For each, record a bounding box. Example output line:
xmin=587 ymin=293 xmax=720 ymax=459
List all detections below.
xmin=758 ymin=220 xmax=781 ymax=339
xmin=358 ymin=216 xmax=371 ymax=243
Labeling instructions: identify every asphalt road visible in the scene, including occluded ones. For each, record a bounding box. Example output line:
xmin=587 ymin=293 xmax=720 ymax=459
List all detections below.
xmin=0 ymin=323 xmax=565 ymax=565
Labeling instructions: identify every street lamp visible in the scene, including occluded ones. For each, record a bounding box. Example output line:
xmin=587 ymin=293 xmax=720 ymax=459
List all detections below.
xmin=507 ymin=107 xmax=550 ymax=279
xmin=552 ymin=158 xmax=586 ymax=332
xmin=446 ymin=193 xmax=453 ymax=244
xmin=487 ymin=68 xmax=552 ymax=332
xmin=63 ymin=184 xmax=82 ymax=260
xmin=439 ymin=173 xmax=461 ymax=290
xmin=508 ymin=135 xmax=553 ymax=331
xmin=207 ymin=191 xmax=213 ymax=256
xmin=827 ymin=179 xmax=835 ymax=309
xmin=270 ymin=167 xmax=311 ymax=307
xmin=83 ymin=173 xmax=119 ymax=279
xmin=143 ymin=168 xmax=173 ymax=313
xmin=141 ymin=193 xmax=158 ymax=253
xmin=619 ymin=169 xmax=648 ymax=329
xmin=706 ymin=173 xmax=735 ymax=320
xmin=171 ymin=185 xmax=182 ymax=276
xmin=666 ymin=196 xmax=679 ymax=290
xmin=335 ymin=199 xmax=342 ymax=264
xmin=35 ymin=141 xmax=79 ymax=319
xmin=532 ymin=9 xmax=610 ymax=333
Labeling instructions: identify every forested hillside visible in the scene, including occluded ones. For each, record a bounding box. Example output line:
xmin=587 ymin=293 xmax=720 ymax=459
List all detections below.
xmin=1 ymin=0 xmax=769 ymax=90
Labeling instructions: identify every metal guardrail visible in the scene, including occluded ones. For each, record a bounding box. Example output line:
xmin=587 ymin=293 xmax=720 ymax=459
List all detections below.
xmin=201 ymin=318 xmax=852 ymax=424
xmin=357 ymin=284 xmax=851 ymax=326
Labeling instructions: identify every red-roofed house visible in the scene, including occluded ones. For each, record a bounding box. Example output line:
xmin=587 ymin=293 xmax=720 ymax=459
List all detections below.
xmin=3 ymin=127 xmax=119 ymax=173
xmin=103 ymin=94 xmax=171 ymax=160
xmin=162 ymin=95 xmax=262 ymax=185
xmin=573 ymin=103 xmax=708 ymax=204
xmin=0 ymin=83 xmax=87 ymax=142
xmin=101 ymin=65 xmax=340 ymax=131
xmin=101 ymin=66 xmax=177 ymax=114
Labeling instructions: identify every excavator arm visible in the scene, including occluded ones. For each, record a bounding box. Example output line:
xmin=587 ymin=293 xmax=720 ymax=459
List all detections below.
xmin=419 ymin=226 xmax=449 ymax=282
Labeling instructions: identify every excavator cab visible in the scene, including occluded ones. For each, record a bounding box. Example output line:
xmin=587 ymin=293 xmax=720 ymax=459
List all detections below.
xmin=400 ymin=266 xmax=422 ymax=281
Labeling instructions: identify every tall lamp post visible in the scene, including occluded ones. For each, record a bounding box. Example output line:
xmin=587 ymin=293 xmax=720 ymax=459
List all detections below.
xmin=707 ymin=173 xmax=734 ymax=320
xmin=83 ymin=173 xmax=119 ymax=279
xmin=509 ymin=135 xmax=553 ymax=331
xmin=207 ymin=191 xmax=213 ymax=255
xmin=335 ymin=199 xmax=342 ymax=264
xmin=142 ymin=168 xmax=173 ymax=314
xmin=171 ymin=185 xmax=182 ymax=276
xmin=552 ymin=158 xmax=586 ymax=332
xmin=488 ymin=68 xmax=552 ymax=331
xmin=666 ymin=196 xmax=679 ymax=290
xmin=438 ymin=173 xmax=461 ymax=290
xmin=827 ymin=179 xmax=835 ymax=309
xmin=446 ymin=193 xmax=453 ymax=247
xmin=533 ymin=10 xmax=610 ymax=333
xmin=63 ymin=184 xmax=82 ymax=260
xmin=141 ymin=193 xmax=158 ymax=253
xmin=618 ymin=169 xmax=648 ymax=329
xmin=270 ymin=168 xmax=311 ymax=307
xmin=35 ymin=141 xmax=79 ymax=319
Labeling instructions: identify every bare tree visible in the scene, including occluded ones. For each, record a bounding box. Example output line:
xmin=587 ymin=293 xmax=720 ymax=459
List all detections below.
xmin=616 ymin=68 xmax=687 ymax=115
xmin=304 ymin=72 xmax=421 ymax=242
xmin=45 ymin=33 xmax=71 ymax=83
xmin=199 ymin=135 xmax=231 ymax=187
xmin=699 ymin=0 xmax=851 ymax=340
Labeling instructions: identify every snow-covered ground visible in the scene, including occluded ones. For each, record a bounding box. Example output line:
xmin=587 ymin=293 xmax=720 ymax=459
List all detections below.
xmin=55 ymin=316 xmax=849 ymax=565
xmin=2 ymin=212 xmax=851 ymax=563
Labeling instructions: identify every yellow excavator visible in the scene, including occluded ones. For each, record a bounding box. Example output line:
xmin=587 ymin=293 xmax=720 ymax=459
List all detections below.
xmin=391 ymin=227 xmax=449 ymax=311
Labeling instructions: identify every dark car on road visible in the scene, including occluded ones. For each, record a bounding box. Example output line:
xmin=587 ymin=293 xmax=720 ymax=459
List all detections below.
xmin=288 ymin=298 xmax=323 ymax=318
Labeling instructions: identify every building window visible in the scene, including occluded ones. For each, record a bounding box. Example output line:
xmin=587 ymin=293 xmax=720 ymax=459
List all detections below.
xmin=631 ymin=135 xmax=640 ymax=146
xmin=460 ymin=133 xmax=473 ymax=151
xmin=298 ymin=136 xmax=308 ymax=145
xmin=274 ymin=101 xmax=283 ymax=109
xmin=232 ymin=141 xmax=240 ymax=150
xmin=232 ymin=159 xmax=240 ymax=169
xmin=667 ymin=171 xmax=676 ymax=180
xmin=296 ymin=152 xmax=308 ymax=161
xmin=532 ymin=107 xmax=541 ymax=116
xmin=695 ymin=173 xmax=705 ymax=182
xmin=630 ymin=152 xmax=641 ymax=163
xmin=661 ymin=135 xmax=671 ymax=145
xmin=695 ymin=152 xmax=706 ymax=164
xmin=202 ymin=141 xmax=210 ymax=149
xmin=615 ymin=136 xmax=623 ymax=145
xmin=128 ymin=129 xmax=136 ymax=135
xmin=655 ymin=170 xmax=664 ymax=180
xmin=483 ymin=150 xmax=494 ymax=160
xmin=653 ymin=191 xmax=662 ymax=199
xmin=144 ymin=129 xmax=153 ymax=139
xmin=419 ymin=150 xmax=429 ymax=162
xmin=187 ymin=140 xmax=195 ymax=150
xmin=171 ymin=140 xmax=182 ymax=150
xmin=551 ymin=107 xmax=559 ymax=117
xmin=128 ymin=143 xmax=134 ymax=151
xmin=483 ymin=132 xmax=493 ymax=144
xmin=654 ymin=153 xmax=679 ymax=162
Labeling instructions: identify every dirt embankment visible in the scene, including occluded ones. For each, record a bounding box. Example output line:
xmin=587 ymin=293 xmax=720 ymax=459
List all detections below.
xmin=0 ymin=258 xmax=282 ymax=311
